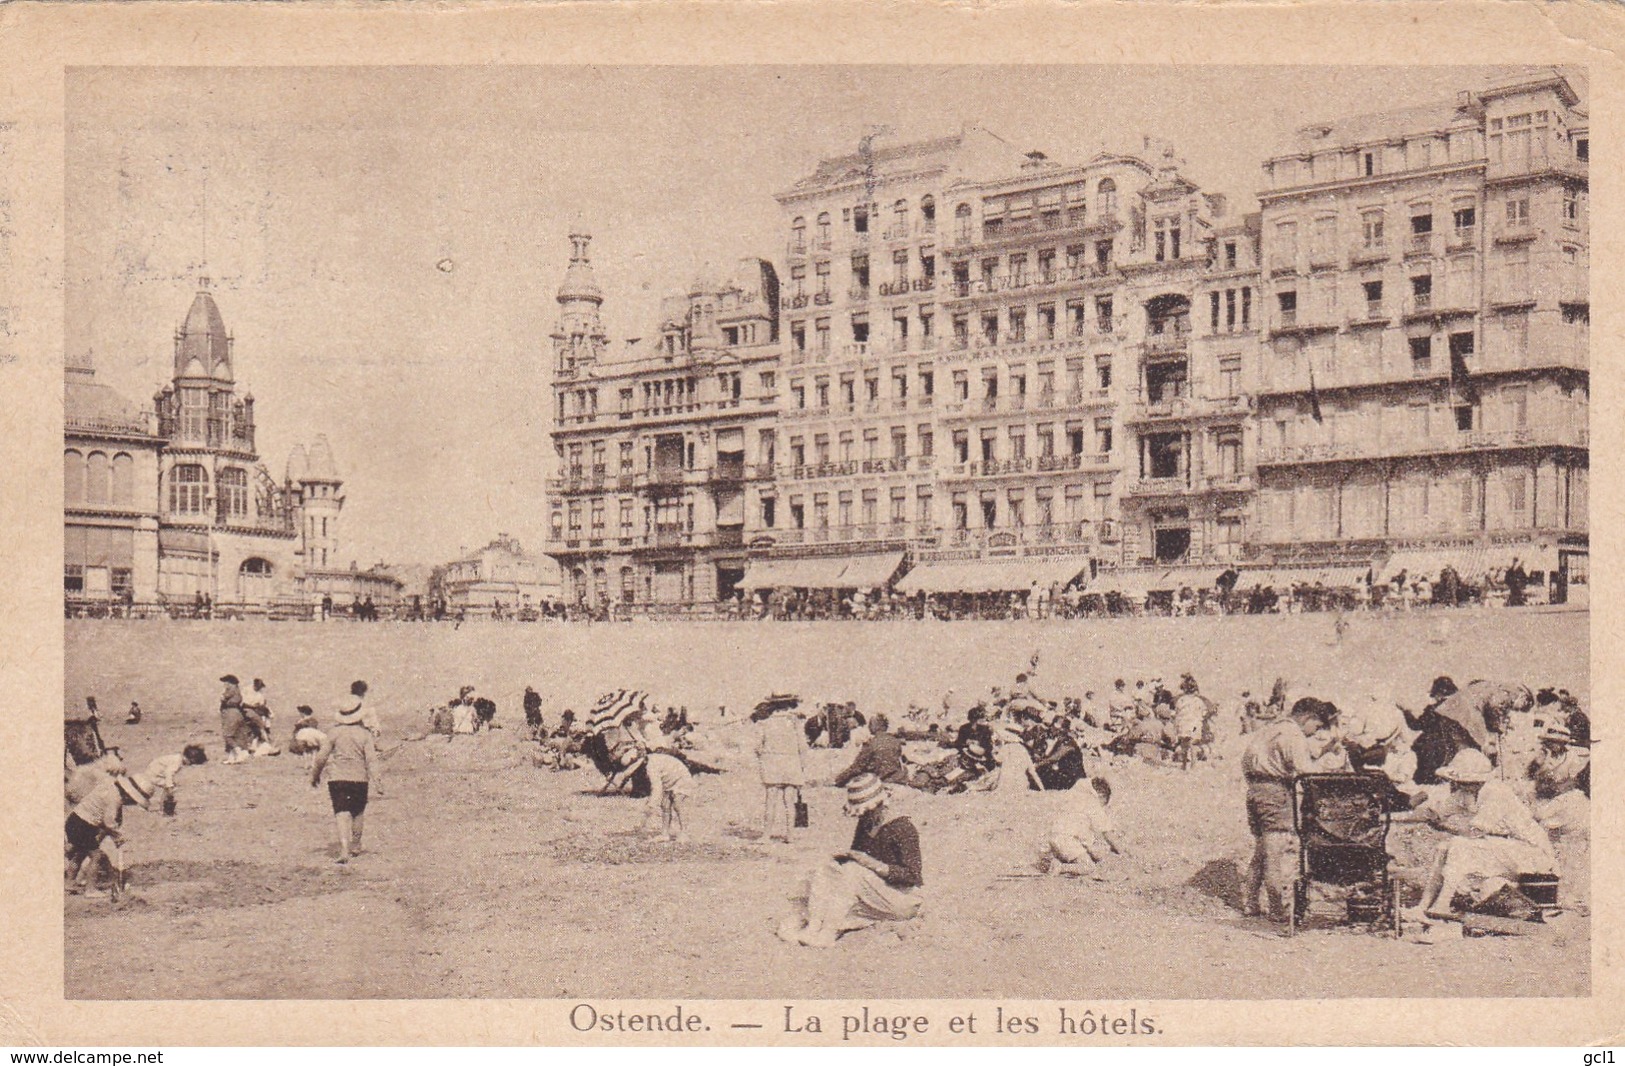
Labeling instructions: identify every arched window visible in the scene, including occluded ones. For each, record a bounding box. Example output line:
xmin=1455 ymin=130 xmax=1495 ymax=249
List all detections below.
xmin=892 ymin=198 xmax=908 ymax=236
xmin=169 ymin=464 xmax=207 ymax=515
xmin=218 ymin=467 xmax=249 ymax=520
xmin=920 ymin=194 xmax=936 ymax=228
xmin=815 ymin=212 xmax=831 ymax=247
xmin=620 ymin=565 xmax=636 ymax=604
xmin=240 ymin=557 xmax=273 ymax=576
xmin=85 ymin=451 xmax=110 ymax=506
xmin=1097 ymin=178 xmax=1118 ymax=216
xmin=791 ymin=216 xmax=806 ymax=253
xmin=110 ymin=453 xmax=134 ymax=506
xmin=64 ymin=450 xmax=84 ymax=506
xmin=955 ymin=202 xmax=973 ymax=241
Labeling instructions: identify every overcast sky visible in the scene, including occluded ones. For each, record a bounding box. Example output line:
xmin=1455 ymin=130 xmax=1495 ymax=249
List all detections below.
xmin=66 ymin=64 xmax=1544 ymax=567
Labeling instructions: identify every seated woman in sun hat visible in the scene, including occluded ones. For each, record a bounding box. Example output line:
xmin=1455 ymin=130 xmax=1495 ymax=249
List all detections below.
xmin=778 ymin=773 xmax=923 ymax=948
xmin=1525 ymin=721 xmax=1589 ymax=836
xmin=1406 ymin=748 xmax=1555 ymax=922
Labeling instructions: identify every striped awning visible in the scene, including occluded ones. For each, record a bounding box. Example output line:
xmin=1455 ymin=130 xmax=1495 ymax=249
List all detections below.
xmin=1091 ymin=566 xmax=1217 ymax=598
xmin=739 ymin=552 xmax=906 ymax=591
xmin=894 ymin=555 xmax=1088 ymax=595
xmin=1377 ymin=545 xmax=1558 ymax=584
xmin=1247 ymin=565 xmax=1372 ymax=588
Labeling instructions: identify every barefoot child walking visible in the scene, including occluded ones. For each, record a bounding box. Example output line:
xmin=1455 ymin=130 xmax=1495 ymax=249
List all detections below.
xmin=310 ymin=695 xmax=380 ymax=864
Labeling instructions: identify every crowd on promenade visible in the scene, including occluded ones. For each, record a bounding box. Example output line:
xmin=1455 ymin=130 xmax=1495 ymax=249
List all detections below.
xmin=67 ymin=557 xmax=1575 ymax=624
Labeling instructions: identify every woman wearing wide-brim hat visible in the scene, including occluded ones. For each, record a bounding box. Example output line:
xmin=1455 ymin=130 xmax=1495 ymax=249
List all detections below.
xmin=776 ymin=773 xmax=923 ymax=948
xmin=753 ymin=695 xmax=808 ymax=844
xmin=310 ymin=689 xmax=381 ymax=865
xmin=1406 ymin=748 xmax=1555 ymax=923
xmin=1528 ymin=721 xmax=1590 ymax=835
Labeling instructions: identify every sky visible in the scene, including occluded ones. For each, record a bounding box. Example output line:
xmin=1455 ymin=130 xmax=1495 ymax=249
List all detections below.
xmin=66 ymin=64 xmax=1546 ymax=567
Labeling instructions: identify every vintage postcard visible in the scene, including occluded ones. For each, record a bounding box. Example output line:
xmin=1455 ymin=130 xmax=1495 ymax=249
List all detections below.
xmin=2 ymin=0 xmax=1621 ymax=1049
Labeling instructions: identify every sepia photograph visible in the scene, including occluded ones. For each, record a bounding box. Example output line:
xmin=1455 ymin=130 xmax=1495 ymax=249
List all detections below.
xmin=56 ymin=58 xmax=1591 ymax=1011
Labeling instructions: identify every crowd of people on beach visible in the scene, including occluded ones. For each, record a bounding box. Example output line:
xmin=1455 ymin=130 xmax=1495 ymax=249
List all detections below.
xmin=67 ymin=646 xmax=1591 ymax=953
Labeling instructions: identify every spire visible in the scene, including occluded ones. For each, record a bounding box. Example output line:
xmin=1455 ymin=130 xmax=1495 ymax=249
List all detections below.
xmin=175 ymin=281 xmax=233 ymax=382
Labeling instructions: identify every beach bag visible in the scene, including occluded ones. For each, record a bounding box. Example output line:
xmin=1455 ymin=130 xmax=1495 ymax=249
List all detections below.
xmin=794 ymin=789 xmax=810 ymax=829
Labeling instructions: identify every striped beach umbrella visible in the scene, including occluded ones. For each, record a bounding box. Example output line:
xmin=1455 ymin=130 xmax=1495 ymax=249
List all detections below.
xmin=586 ymin=689 xmax=653 ymax=732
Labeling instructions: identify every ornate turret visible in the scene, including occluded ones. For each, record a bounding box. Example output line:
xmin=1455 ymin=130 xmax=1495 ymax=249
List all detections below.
xmin=552 ymin=233 xmax=609 ymax=376
xmin=174 ymin=279 xmax=233 ymax=382
xmin=295 ymin=435 xmax=343 ymax=570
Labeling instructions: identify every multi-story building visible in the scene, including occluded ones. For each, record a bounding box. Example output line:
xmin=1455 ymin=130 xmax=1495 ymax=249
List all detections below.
xmin=546 ymin=233 xmax=782 ymax=608
xmin=430 ymin=534 xmax=562 ymax=612
xmin=743 ymin=128 xmax=1035 ymax=594
xmin=1251 ymin=68 xmax=1588 ymax=588
xmin=543 ymin=68 xmax=1587 ymax=608
xmin=65 ymin=282 xmax=379 ymax=610
xmin=753 ymin=131 xmax=1265 ymax=597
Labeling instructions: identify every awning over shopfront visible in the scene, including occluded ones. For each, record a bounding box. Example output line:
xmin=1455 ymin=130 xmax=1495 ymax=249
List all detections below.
xmin=1245 ymin=565 xmax=1373 ymax=588
xmin=737 ymin=558 xmax=809 ymax=591
xmin=837 ymin=551 xmax=906 ymax=590
xmin=1376 ymin=543 xmax=1559 ymax=584
xmin=895 ymin=555 xmax=1088 ymax=595
xmin=1089 ymin=566 xmax=1217 ymax=599
xmin=739 ymin=552 xmax=907 ymax=591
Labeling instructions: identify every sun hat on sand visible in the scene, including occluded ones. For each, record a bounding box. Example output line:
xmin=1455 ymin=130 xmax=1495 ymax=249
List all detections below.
xmin=1436 ymin=749 xmax=1493 ymax=784
xmin=843 ymin=773 xmax=887 ymax=816
xmin=116 ymin=773 xmax=156 ymax=808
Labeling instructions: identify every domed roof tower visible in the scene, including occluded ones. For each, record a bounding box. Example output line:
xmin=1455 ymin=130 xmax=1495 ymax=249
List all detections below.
xmin=552 ymin=232 xmax=608 ymax=376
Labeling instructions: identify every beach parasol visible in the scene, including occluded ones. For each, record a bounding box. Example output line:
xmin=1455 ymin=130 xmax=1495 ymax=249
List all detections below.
xmin=586 ymin=689 xmax=654 ymax=732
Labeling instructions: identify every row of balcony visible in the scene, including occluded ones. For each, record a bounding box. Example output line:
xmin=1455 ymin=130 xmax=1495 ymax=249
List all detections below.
xmin=943 ymin=210 xmax=1119 ymax=251
xmin=941 ymin=452 xmax=1113 ymax=480
xmin=939 ymin=388 xmax=1112 ymax=417
xmin=772 ymin=521 xmax=933 ymax=547
xmin=552 ymin=526 xmax=749 ymax=552
xmin=549 ymin=461 xmax=765 ymax=495
xmin=1270 ymin=232 xmax=1484 ymax=277
xmin=942 ymin=263 xmax=1115 ymax=300
xmin=938 ymin=519 xmax=1118 ymax=547
xmin=778 ymin=455 xmax=929 ymax=481
xmin=783 ymin=221 xmax=944 ymax=263
xmin=1257 ymin=343 xmax=1588 ymax=396
xmin=1123 ymin=473 xmax=1254 ymax=497
xmin=1122 ymin=391 xmax=1253 ymax=423
xmin=556 ymin=395 xmax=779 ymax=428
xmin=1255 ymin=424 xmax=1590 ymax=467
xmin=782 ymin=396 xmax=937 ymax=419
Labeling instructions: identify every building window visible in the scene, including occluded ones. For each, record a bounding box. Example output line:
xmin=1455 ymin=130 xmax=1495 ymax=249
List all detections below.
xmin=1563 ymin=189 xmax=1579 ymax=226
xmin=1094 ymin=417 xmax=1113 ymax=455
xmin=1409 ymin=335 xmax=1433 ymax=375
xmin=816 ymin=212 xmax=831 ymax=246
xmin=1097 ymin=179 xmax=1117 ymax=216
xmin=1219 ymin=355 xmax=1241 ymax=397
xmin=1277 ymin=290 xmax=1297 ymax=326
xmin=1362 ymin=210 xmax=1385 ymax=251
xmin=1506 ymin=198 xmax=1529 ymax=228
xmin=169 ymin=464 xmax=207 ymax=515
xmin=1452 ymin=205 xmax=1476 ymax=243
xmin=1411 ymin=274 xmax=1432 ymax=311
xmin=218 ymin=467 xmax=249 ymax=520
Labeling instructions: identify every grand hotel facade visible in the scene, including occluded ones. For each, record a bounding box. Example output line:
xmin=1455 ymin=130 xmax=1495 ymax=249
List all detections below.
xmin=547 ymin=69 xmax=1588 ymax=609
